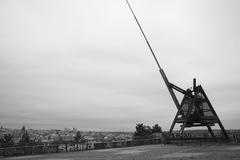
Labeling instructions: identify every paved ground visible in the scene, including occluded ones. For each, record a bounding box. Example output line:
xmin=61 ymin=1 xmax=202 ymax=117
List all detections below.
xmin=3 ymin=144 xmax=240 ymax=160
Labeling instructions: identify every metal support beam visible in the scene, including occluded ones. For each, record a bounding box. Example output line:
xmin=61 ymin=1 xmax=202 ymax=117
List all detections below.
xmin=169 ymin=83 xmax=186 ymax=94
xmin=199 ymin=86 xmax=229 ymax=139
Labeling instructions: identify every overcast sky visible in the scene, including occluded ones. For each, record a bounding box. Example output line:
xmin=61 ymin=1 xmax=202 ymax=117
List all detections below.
xmin=0 ymin=0 xmax=240 ymax=131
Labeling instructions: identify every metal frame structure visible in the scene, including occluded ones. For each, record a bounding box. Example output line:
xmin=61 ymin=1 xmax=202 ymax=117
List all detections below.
xmin=126 ymin=0 xmax=229 ymax=140
xmin=167 ymin=78 xmax=229 ymax=140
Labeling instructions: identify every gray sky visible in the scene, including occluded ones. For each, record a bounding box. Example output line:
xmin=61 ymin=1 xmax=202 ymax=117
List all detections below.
xmin=0 ymin=0 xmax=240 ymax=131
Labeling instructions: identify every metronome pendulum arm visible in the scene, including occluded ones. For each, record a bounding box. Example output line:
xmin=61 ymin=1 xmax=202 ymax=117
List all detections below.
xmin=126 ymin=0 xmax=183 ymax=111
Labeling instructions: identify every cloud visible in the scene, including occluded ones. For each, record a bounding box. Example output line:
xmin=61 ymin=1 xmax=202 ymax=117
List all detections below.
xmin=0 ymin=0 xmax=240 ymax=131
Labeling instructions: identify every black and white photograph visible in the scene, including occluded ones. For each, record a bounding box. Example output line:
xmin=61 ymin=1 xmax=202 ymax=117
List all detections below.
xmin=0 ymin=0 xmax=240 ymax=159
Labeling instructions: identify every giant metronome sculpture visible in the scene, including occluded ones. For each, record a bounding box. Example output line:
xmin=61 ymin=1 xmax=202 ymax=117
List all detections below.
xmin=126 ymin=0 xmax=228 ymax=140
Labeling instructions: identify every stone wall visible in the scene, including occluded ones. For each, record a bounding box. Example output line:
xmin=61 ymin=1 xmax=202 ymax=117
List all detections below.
xmin=0 ymin=139 xmax=162 ymax=157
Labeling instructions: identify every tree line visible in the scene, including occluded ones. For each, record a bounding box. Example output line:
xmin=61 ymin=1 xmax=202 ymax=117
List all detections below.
xmin=133 ymin=123 xmax=162 ymax=140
